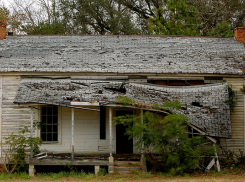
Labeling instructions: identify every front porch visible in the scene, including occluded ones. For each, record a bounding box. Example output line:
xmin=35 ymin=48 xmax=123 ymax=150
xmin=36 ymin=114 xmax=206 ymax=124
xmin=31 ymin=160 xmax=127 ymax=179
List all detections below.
xmin=27 ymin=105 xmax=147 ymax=176
xmin=28 ymin=153 xmax=145 ymax=176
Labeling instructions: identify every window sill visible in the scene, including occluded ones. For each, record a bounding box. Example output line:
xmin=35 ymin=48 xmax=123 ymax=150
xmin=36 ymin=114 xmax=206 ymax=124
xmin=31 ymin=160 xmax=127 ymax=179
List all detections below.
xmin=42 ymin=141 xmax=59 ymax=144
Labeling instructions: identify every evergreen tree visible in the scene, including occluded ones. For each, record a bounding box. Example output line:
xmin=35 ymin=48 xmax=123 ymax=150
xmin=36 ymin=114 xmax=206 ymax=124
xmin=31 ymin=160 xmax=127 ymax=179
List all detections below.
xmin=187 ymin=0 xmax=245 ymax=36
xmin=148 ymin=0 xmax=201 ymax=35
xmin=59 ymin=0 xmax=141 ymax=35
xmin=22 ymin=20 xmax=66 ymax=35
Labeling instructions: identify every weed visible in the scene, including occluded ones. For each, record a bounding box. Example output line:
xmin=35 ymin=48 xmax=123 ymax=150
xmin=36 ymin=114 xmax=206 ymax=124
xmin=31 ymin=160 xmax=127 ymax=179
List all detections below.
xmin=0 ymin=172 xmax=31 ymax=180
xmin=184 ymin=174 xmax=191 ymax=179
xmin=85 ymin=173 xmax=95 ymax=180
xmin=51 ymin=172 xmax=69 ymax=179
xmin=143 ymin=172 xmax=151 ymax=178
xmin=73 ymin=171 xmax=87 ymax=178
xmin=97 ymin=168 xmax=107 ymax=176
xmin=115 ymin=173 xmax=120 ymax=178
xmin=18 ymin=172 xmax=31 ymax=179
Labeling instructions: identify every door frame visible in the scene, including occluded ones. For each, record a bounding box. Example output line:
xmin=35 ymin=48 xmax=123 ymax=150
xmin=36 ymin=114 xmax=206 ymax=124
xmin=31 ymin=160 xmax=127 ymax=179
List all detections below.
xmin=115 ymin=109 xmax=135 ymax=154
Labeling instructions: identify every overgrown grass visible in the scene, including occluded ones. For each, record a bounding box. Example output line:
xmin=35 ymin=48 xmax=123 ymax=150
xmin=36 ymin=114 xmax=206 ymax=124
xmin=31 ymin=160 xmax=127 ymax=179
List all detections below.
xmin=0 ymin=172 xmax=31 ymax=180
xmin=35 ymin=171 xmax=95 ymax=180
xmin=0 ymin=171 xmax=93 ymax=180
xmin=0 ymin=169 xmax=244 ymax=181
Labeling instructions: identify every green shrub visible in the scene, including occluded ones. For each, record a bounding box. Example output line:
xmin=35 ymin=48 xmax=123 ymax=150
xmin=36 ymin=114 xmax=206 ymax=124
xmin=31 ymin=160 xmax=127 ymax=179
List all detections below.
xmin=0 ymin=124 xmax=42 ymax=173
xmin=114 ymin=98 xmax=213 ymax=175
xmin=97 ymin=168 xmax=107 ymax=176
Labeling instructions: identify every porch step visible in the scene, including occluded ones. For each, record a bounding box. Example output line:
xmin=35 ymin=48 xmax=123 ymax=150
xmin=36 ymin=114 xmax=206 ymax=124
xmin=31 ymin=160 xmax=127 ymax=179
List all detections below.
xmin=114 ymin=161 xmax=142 ymax=174
xmin=115 ymin=167 xmax=142 ymax=171
xmin=114 ymin=161 xmax=141 ymax=167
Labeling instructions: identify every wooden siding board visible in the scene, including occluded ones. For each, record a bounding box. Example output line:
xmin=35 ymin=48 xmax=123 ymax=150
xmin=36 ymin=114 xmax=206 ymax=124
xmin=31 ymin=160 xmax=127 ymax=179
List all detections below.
xmin=0 ymin=75 xmax=243 ymax=155
xmin=40 ymin=107 xmax=105 ymax=153
xmin=244 ymin=78 xmax=245 ymax=152
xmin=0 ymin=76 xmax=2 ymax=156
xmin=223 ymin=77 xmax=244 ymax=153
xmin=1 ymin=76 xmax=29 ymax=141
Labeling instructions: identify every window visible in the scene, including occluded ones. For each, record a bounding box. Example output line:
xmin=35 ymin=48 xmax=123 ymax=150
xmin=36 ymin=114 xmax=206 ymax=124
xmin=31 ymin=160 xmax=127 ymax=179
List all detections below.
xmin=41 ymin=106 xmax=58 ymax=142
xmin=100 ymin=106 xmax=106 ymax=139
xmin=147 ymin=79 xmax=204 ymax=86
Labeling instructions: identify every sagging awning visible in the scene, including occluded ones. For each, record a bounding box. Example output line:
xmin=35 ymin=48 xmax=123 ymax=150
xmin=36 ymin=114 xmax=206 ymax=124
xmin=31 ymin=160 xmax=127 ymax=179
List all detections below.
xmin=14 ymin=78 xmax=231 ymax=139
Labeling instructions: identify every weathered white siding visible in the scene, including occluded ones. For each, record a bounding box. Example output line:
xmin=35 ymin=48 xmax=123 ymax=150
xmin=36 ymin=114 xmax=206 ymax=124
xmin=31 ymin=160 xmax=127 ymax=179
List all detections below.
xmin=220 ymin=77 xmax=244 ymax=154
xmin=1 ymin=76 xmax=31 ymax=138
xmin=0 ymin=76 xmax=2 ymax=155
xmin=40 ymin=107 xmax=118 ymax=154
xmin=1 ymin=75 xmax=244 ymax=156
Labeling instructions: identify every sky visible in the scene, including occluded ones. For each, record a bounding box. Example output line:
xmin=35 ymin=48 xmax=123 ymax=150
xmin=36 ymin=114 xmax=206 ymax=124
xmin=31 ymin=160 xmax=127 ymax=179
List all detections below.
xmin=1 ymin=0 xmax=10 ymax=6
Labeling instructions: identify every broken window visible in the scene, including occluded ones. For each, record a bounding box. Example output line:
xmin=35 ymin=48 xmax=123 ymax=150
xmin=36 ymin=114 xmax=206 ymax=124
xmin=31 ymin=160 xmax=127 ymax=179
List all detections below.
xmin=41 ymin=106 xmax=58 ymax=142
xmin=188 ymin=126 xmax=200 ymax=138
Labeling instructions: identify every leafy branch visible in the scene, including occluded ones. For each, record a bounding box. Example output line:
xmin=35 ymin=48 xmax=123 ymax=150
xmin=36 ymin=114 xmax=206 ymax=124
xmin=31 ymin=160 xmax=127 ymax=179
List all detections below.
xmin=0 ymin=123 xmax=42 ymax=173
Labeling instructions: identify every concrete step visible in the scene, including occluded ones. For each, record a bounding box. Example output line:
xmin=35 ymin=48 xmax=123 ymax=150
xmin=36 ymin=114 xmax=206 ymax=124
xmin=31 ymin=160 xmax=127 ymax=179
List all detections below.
xmin=115 ymin=167 xmax=142 ymax=171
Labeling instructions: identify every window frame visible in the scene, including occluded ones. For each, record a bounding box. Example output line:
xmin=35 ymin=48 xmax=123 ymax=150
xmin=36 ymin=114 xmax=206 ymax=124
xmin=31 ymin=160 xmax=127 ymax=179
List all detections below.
xmin=39 ymin=106 xmax=61 ymax=144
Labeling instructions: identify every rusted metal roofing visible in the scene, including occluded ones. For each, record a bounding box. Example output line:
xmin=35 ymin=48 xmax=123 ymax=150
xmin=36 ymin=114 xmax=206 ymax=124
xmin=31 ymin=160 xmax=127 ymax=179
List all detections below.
xmin=0 ymin=35 xmax=244 ymax=74
xmin=14 ymin=78 xmax=231 ymax=138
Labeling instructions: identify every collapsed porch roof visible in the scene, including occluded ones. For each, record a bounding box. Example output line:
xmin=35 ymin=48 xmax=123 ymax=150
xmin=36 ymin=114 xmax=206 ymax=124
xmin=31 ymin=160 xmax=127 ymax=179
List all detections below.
xmin=14 ymin=78 xmax=231 ymax=139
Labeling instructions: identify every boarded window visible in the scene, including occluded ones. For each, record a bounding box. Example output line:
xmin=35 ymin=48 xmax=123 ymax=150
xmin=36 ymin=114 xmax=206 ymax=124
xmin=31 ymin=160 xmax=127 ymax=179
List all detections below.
xmin=41 ymin=106 xmax=58 ymax=142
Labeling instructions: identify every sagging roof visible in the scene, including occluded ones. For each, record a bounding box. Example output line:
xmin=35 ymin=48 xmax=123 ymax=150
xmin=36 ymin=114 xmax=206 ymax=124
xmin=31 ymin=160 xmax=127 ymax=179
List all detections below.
xmin=0 ymin=35 xmax=244 ymax=74
xmin=14 ymin=78 xmax=231 ymax=138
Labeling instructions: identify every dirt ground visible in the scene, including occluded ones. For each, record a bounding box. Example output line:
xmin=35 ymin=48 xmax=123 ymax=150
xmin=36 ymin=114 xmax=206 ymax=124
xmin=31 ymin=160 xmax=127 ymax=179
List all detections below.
xmin=4 ymin=173 xmax=245 ymax=182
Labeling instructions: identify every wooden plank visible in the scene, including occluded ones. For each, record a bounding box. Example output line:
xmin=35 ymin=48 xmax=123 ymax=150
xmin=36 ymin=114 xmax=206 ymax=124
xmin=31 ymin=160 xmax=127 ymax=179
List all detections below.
xmin=71 ymin=108 xmax=74 ymax=160
xmin=30 ymin=107 xmax=33 ymax=159
xmin=29 ymin=158 xmax=108 ymax=166
xmin=0 ymin=76 xmax=2 ymax=156
xmin=231 ymin=135 xmax=244 ymax=139
xmin=109 ymin=107 xmax=112 ymax=157
xmin=244 ymin=80 xmax=245 ymax=152
xmin=231 ymin=128 xmax=244 ymax=132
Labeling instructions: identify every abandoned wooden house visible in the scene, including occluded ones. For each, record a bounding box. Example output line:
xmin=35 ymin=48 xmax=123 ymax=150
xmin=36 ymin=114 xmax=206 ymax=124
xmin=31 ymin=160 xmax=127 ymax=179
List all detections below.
xmin=0 ymin=20 xmax=245 ymax=175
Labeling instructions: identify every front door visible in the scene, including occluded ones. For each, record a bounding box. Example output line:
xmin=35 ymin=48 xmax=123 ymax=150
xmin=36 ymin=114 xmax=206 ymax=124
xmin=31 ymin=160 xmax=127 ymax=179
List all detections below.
xmin=116 ymin=110 xmax=133 ymax=154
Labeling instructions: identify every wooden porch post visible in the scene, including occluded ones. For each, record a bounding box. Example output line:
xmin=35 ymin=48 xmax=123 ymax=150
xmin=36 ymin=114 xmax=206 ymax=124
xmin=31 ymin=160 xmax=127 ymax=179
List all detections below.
xmin=141 ymin=109 xmax=144 ymax=158
xmin=30 ymin=107 xmax=34 ymax=159
xmin=141 ymin=109 xmax=147 ymax=173
xmin=108 ymin=107 xmax=114 ymax=174
xmin=109 ymin=107 xmax=112 ymax=157
xmin=71 ymin=108 xmax=74 ymax=160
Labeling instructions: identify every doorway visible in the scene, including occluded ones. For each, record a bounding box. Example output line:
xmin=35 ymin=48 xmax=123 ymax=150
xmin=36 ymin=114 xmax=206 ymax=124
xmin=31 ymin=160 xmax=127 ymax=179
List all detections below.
xmin=116 ymin=110 xmax=133 ymax=154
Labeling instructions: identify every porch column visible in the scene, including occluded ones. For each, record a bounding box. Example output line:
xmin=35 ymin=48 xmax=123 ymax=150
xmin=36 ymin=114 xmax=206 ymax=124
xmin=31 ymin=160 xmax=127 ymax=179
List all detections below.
xmin=141 ymin=109 xmax=144 ymax=157
xmin=108 ymin=107 xmax=114 ymax=174
xmin=30 ymin=107 xmax=34 ymax=159
xmin=141 ymin=109 xmax=147 ymax=173
xmin=71 ymin=107 xmax=74 ymax=160
xmin=109 ymin=107 xmax=112 ymax=157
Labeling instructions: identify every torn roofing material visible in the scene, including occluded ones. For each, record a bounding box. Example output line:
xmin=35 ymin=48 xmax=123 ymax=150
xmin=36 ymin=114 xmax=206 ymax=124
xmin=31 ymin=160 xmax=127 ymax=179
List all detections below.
xmin=14 ymin=78 xmax=231 ymax=138
xmin=0 ymin=36 xmax=244 ymax=74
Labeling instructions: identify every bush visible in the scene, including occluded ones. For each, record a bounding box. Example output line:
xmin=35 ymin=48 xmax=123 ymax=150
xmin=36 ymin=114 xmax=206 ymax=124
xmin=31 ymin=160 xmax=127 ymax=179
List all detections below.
xmin=0 ymin=125 xmax=42 ymax=173
xmin=97 ymin=168 xmax=107 ymax=176
xmin=114 ymin=98 xmax=214 ymax=175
